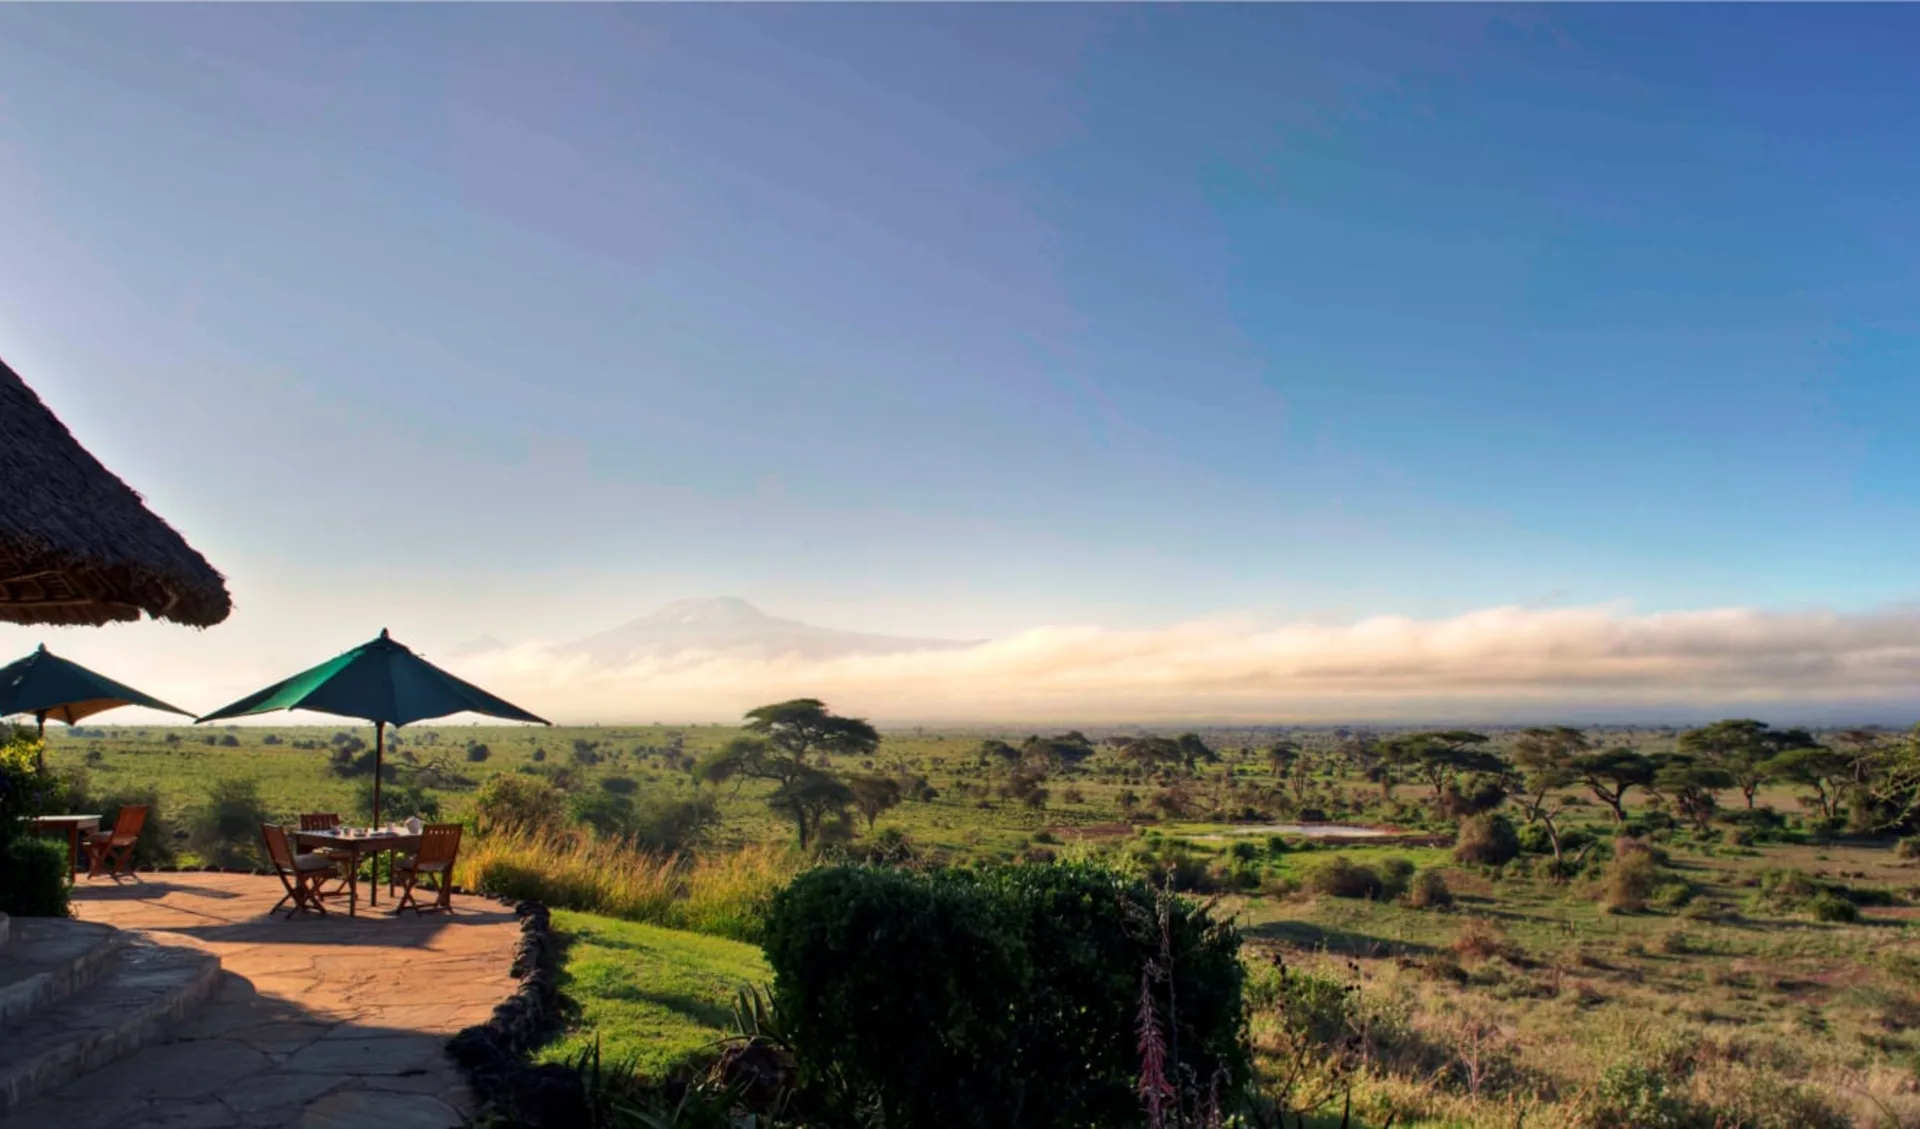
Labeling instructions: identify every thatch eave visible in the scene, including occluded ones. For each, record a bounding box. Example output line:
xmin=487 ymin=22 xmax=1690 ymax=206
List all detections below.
xmin=0 ymin=355 xmax=231 ymax=628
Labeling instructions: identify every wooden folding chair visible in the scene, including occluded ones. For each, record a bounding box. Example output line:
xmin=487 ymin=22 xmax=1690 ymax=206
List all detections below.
xmin=392 ymin=824 xmax=462 ymax=915
xmin=263 ymin=823 xmax=348 ymax=918
xmin=83 ymin=804 xmax=148 ymax=880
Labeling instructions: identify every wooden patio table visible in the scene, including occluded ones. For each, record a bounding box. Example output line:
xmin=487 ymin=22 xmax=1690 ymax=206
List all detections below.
xmin=293 ymin=827 xmax=422 ymax=916
xmin=28 ymin=814 xmax=101 ymax=876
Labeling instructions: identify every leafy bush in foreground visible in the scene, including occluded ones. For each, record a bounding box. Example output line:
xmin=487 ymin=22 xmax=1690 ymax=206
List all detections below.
xmin=763 ymin=862 xmax=1247 ymax=1129
xmin=0 ymin=836 xmax=69 ymax=917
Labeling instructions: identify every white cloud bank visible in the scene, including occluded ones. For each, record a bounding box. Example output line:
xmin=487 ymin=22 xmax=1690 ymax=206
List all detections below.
xmin=454 ymin=601 xmax=1920 ymax=725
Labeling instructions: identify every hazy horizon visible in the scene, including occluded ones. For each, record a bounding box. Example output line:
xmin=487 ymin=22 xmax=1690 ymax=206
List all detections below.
xmin=5 ymin=7 xmax=1920 ymax=728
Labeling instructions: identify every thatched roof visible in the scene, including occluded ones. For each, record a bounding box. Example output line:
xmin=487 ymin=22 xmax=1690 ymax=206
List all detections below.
xmin=0 ymin=356 xmax=231 ymax=627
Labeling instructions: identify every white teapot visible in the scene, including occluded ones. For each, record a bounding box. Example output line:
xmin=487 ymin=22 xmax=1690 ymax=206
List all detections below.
xmin=404 ymin=816 xmax=424 ymax=835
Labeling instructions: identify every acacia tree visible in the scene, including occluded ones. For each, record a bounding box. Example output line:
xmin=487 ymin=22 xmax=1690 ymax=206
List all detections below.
xmin=745 ymin=698 xmax=881 ymax=764
xmin=1654 ymin=755 xmax=1735 ymax=833
xmin=1508 ymin=727 xmax=1586 ymax=866
xmin=846 ymin=773 xmax=905 ymax=830
xmin=1569 ymin=747 xmax=1655 ymax=824
xmin=1381 ymin=731 xmax=1501 ymax=808
xmin=1679 ymin=719 xmax=1817 ymax=810
xmin=1021 ymin=733 xmax=1096 ymax=772
xmin=1763 ymin=744 xmax=1850 ymax=820
xmin=698 ymin=735 xmax=853 ymax=849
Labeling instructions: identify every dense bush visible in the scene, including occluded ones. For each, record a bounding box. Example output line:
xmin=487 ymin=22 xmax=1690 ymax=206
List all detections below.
xmin=628 ymin=795 xmax=720 ymax=855
xmin=1809 ymin=892 xmax=1860 ymax=923
xmin=473 ymin=773 xmax=566 ymax=835
xmin=1302 ymin=856 xmax=1384 ymax=900
xmin=189 ymin=777 xmax=273 ymax=869
xmin=0 ymin=836 xmax=70 ymax=917
xmin=1600 ymin=849 xmax=1660 ymax=914
xmin=0 ymin=736 xmax=55 ymax=847
xmin=1453 ymin=813 xmax=1521 ymax=866
xmin=1405 ymin=868 xmax=1454 ymax=909
xmin=1377 ymin=856 xmax=1416 ymax=900
xmin=763 ymin=863 xmax=1247 ymax=1129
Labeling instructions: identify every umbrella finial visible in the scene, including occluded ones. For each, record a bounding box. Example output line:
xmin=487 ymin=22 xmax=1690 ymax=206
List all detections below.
xmin=380 ymin=627 xmax=390 ymax=640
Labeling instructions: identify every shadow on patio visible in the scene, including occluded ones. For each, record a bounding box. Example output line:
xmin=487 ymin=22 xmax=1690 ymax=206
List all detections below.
xmin=13 ymin=871 xmax=526 ymax=1128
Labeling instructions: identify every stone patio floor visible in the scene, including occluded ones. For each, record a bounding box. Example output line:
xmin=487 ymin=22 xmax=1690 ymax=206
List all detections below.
xmin=9 ymin=871 xmax=520 ymax=1129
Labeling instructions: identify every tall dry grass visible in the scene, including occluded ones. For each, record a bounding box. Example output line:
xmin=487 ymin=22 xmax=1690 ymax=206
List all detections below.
xmin=461 ymin=829 xmax=802 ymax=943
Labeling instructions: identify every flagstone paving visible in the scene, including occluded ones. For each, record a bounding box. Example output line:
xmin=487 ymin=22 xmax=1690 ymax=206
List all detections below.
xmin=7 ymin=872 xmax=520 ymax=1129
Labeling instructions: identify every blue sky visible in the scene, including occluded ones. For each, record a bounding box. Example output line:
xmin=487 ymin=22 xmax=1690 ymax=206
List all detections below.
xmin=3 ymin=6 xmax=1919 ymax=720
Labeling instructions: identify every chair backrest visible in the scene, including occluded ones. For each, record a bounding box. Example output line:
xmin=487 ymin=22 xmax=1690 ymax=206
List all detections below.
xmin=299 ymin=812 xmax=341 ymax=832
xmin=260 ymin=823 xmax=297 ymax=872
xmin=416 ymin=823 xmax=463 ymax=866
xmin=113 ymin=804 xmax=149 ymax=840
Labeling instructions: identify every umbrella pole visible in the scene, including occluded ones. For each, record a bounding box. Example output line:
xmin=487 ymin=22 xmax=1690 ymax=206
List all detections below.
xmin=372 ymin=720 xmax=385 ymax=907
xmin=35 ymin=712 xmax=45 ymax=772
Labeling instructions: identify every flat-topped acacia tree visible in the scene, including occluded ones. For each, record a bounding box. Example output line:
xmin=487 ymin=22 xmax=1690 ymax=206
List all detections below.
xmin=698 ymin=699 xmax=878 ymax=849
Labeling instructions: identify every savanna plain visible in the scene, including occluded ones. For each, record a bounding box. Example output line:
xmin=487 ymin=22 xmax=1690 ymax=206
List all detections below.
xmin=33 ymin=709 xmax=1920 ymax=1129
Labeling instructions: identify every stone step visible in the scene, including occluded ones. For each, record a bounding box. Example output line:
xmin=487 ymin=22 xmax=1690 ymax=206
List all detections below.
xmin=0 ymin=934 xmax=221 ymax=1117
xmin=0 ymin=918 xmax=123 ymax=1026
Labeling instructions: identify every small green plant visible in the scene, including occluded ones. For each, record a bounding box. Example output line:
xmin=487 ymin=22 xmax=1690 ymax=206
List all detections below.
xmin=1810 ymin=892 xmax=1859 ymax=923
xmin=1302 ymin=856 xmax=1384 ymax=900
xmin=1588 ymin=1062 xmax=1698 ymax=1129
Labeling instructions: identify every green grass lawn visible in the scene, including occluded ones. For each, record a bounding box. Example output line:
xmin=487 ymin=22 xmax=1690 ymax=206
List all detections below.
xmin=543 ymin=909 xmax=771 ymax=1080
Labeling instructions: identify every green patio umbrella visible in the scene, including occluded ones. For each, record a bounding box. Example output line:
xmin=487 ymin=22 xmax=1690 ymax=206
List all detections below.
xmin=196 ymin=629 xmax=549 ymax=828
xmin=0 ymin=644 xmax=193 ymax=767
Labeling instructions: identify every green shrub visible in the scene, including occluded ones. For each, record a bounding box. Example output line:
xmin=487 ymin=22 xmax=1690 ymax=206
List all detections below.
xmin=189 ymin=777 xmax=272 ymax=869
xmin=1453 ymin=813 xmax=1520 ymax=866
xmin=1652 ymin=880 xmax=1696 ymax=909
xmin=1405 ymin=868 xmax=1454 ymax=909
xmin=1303 ymin=856 xmax=1384 ymax=900
xmin=0 ymin=736 xmax=56 ymax=852
xmin=763 ymin=863 xmax=1247 ymax=1129
xmin=0 ymin=836 xmax=71 ymax=916
xmin=1810 ymin=892 xmax=1860 ymax=923
xmin=1378 ymin=856 xmax=1416 ymax=900
xmin=568 ymin=790 xmax=635 ymax=837
xmin=629 ymin=795 xmax=721 ymax=855
xmin=1588 ymin=1062 xmax=1700 ymax=1129
xmin=472 ymin=773 xmax=565 ymax=836
xmin=1600 ymin=850 xmax=1660 ymax=914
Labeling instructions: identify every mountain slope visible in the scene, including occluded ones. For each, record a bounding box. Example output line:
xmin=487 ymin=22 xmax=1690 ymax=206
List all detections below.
xmin=556 ymin=597 xmax=975 ymax=664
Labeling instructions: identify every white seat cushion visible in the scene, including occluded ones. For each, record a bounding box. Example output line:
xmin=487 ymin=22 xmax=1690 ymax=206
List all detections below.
xmin=293 ymin=854 xmax=340 ymax=873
